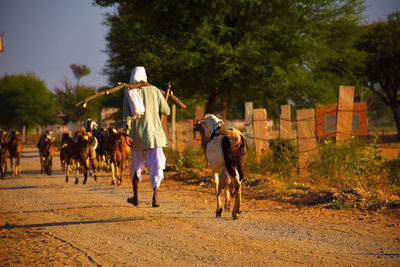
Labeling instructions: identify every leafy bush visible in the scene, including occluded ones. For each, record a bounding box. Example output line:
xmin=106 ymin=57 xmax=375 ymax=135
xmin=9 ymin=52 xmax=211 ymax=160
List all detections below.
xmin=270 ymin=139 xmax=298 ymax=178
xmin=245 ymin=147 xmax=270 ymax=174
xmin=381 ymin=155 xmax=400 ymax=186
xmin=164 ymin=148 xmax=207 ymax=171
xmin=307 ymin=137 xmax=383 ymax=189
xmin=164 ymin=148 xmax=179 ymax=166
xmin=245 ymin=139 xmax=298 ymax=181
xmin=182 ymin=148 xmax=207 ymax=169
xmin=306 ymin=136 xmax=400 ymax=192
xmin=164 ymin=136 xmax=400 ymax=211
xmin=174 ymin=153 xmax=184 ymax=171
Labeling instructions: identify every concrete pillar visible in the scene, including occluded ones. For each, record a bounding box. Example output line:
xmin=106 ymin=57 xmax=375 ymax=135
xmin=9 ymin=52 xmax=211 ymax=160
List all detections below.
xmin=296 ymin=108 xmax=316 ymax=175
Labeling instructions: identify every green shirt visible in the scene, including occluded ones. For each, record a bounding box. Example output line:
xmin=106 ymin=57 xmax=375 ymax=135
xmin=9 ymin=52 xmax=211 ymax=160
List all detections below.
xmin=123 ymin=85 xmax=170 ymax=150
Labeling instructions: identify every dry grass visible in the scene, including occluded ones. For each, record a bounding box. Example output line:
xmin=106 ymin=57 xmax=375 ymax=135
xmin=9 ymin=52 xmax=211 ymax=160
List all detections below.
xmin=167 ymin=137 xmax=400 ymax=211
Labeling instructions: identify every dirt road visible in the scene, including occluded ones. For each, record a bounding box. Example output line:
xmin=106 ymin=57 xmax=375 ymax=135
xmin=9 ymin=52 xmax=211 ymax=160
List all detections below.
xmin=0 ymin=148 xmax=399 ymax=266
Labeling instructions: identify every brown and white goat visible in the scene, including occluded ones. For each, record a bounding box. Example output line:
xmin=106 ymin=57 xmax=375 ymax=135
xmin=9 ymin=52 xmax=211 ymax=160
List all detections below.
xmin=194 ymin=115 xmax=233 ymax=212
xmin=196 ymin=114 xmax=247 ymax=219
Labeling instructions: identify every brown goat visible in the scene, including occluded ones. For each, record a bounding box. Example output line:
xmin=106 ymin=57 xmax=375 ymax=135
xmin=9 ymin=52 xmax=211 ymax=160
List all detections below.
xmin=0 ymin=131 xmax=8 ymax=178
xmin=43 ymin=137 xmax=56 ymax=175
xmin=60 ymin=128 xmax=98 ymax=184
xmin=110 ymin=128 xmax=128 ymax=185
xmin=37 ymin=131 xmax=56 ymax=175
xmin=100 ymin=127 xmax=128 ymax=185
xmin=8 ymin=130 xmax=23 ymax=177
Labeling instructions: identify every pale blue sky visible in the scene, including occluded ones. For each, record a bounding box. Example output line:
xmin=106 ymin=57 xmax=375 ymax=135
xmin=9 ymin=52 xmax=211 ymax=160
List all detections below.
xmin=0 ymin=0 xmax=399 ymax=91
xmin=0 ymin=0 xmax=114 ymax=90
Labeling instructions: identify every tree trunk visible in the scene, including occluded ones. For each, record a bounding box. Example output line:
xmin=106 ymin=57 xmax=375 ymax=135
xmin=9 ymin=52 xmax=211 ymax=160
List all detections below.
xmin=205 ymin=87 xmax=220 ymax=114
xmin=21 ymin=124 xmax=26 ymax=144
xmin=391 ymin=104 xmax=400 ymax=139
xmin=205 ymin=78 xmax=228 ymax=115
xmin=220 ymin=94 xmax=228 ymax=119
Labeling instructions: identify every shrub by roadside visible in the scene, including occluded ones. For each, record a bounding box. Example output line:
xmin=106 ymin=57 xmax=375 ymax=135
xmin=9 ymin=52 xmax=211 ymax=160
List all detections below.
xmin=164 ymin=137 xmax=400 ymax=211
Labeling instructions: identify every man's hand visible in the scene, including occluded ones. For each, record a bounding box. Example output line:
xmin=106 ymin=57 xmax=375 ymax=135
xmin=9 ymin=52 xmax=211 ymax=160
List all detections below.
xmin=124 ymin=135 xmax=135 ymax=147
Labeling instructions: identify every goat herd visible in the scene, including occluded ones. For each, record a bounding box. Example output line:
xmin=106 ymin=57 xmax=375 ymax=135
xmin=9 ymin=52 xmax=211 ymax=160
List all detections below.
xmin=1 ymin=115 xmax=248 ymax=219
xmin=0 ymin=119 xmax=128 ymax=187
xmin=58 ymin=119 xmax=128 ymax=186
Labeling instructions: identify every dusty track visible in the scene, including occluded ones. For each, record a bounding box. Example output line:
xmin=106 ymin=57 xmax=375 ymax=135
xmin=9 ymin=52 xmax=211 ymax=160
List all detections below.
xmin=0 ymin=147 xmax=399 ymax=266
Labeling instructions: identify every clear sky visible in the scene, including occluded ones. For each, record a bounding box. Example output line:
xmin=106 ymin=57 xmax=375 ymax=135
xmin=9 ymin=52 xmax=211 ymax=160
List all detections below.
xmin=0 ymin=0 xmax=399 ymax=91
xmin=0 ymin=0 xmax=114 ymax=90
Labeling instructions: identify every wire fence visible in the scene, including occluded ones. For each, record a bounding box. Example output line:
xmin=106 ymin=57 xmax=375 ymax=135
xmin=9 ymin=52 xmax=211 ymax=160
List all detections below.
xmin=25 ymin=106 xmax=399 ymax=158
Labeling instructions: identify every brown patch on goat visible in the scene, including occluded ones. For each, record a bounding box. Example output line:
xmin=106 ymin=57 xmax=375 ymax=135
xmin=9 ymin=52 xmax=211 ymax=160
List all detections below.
xmin=218 ymin=128 xmax=242 ymax=150
xmin=221 ymin=134 xmax=247 ymax=182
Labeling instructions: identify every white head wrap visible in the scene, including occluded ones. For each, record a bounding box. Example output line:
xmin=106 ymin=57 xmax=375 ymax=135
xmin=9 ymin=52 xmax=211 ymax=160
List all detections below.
xmin=125 ymin=66 xmax=146 ymax=119
xmin=130 ymin=66 xmax=147 ymax=84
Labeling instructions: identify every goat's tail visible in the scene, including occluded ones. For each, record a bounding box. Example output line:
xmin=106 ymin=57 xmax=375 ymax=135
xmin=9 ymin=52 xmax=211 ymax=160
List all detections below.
xmin=218 ymin=128 xmax=241 ymax=149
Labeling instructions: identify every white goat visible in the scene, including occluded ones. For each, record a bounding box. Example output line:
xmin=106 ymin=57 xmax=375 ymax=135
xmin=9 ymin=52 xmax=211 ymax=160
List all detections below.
xmin=198 ymin=114 xmax=247 ymax=219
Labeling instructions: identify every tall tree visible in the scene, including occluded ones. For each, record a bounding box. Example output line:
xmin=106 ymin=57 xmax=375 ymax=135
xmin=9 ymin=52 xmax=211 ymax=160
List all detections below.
xmin=0 ymin=73 xmax=57 ymax=131
xmin=55 ymin=81 xmax=102 ymax=123
xmin=361 ymin=12 xmax=400 ymax=137
xmin=70 ymin=64 xmax=91 ymax=86
xmin=94 ymin=0 xmax=367 ymax=119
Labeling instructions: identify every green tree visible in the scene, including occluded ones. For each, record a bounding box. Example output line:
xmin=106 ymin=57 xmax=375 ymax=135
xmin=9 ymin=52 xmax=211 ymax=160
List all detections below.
xmin=363 ymin=88 xmax=395 ymax=128
xmin=361 ymin=12 xmax=400 ymax=137
xmin=0 ymin=73 xmax=57 ymax=131
xmin=94 ymin=0 xmax=367 ymax=119
xmin=55 ymin=82 xmax=102 ymax=123
xmin=70 ymin=64 xmax=91 ymax=86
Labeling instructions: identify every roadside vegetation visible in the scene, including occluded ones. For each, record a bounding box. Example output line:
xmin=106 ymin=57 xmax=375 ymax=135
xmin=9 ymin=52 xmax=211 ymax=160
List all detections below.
xmin=165 ymin=137 xmax=400 ymax=211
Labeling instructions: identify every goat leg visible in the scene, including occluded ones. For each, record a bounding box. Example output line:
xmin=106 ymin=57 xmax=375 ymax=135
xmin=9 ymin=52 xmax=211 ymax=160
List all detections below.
xmin=111 ymin=162 xmax=116 ymax=185
xmin=232 ymin=177 xmax=242 ymax=220
xmin=83 ymin=163 xmax=89 ymax=184
xmin=83 ymin=172 xmax=88 ymax=184
xmin=75 ymin=162 xmax=79 ymax=184
xmin=91 ymin=158 xmax=97 ymax=182
xmin=116 ymin=164 xmax=121 ymax=186
xmin=16 ymin=157 xmax=21 ymax=177
xmin=119 ymin=160 xmax=125 ymax=186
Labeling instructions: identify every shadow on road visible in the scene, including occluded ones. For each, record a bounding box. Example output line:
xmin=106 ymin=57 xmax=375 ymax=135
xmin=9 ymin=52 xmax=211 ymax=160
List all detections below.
xmin=0 ymin=186 xmax=40 ymax=190
xmin=0 ymin=217 xmax=144 ymax=230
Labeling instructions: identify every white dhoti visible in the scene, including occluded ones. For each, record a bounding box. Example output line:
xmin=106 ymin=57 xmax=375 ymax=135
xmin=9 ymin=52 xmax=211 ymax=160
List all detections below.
xmin=130 ymin=148 xmax=166 ymax=189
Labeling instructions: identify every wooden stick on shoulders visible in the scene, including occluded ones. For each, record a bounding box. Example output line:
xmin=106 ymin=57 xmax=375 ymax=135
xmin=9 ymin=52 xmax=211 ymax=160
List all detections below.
xmin=76 ymin=81 xmax=187 ymax=109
